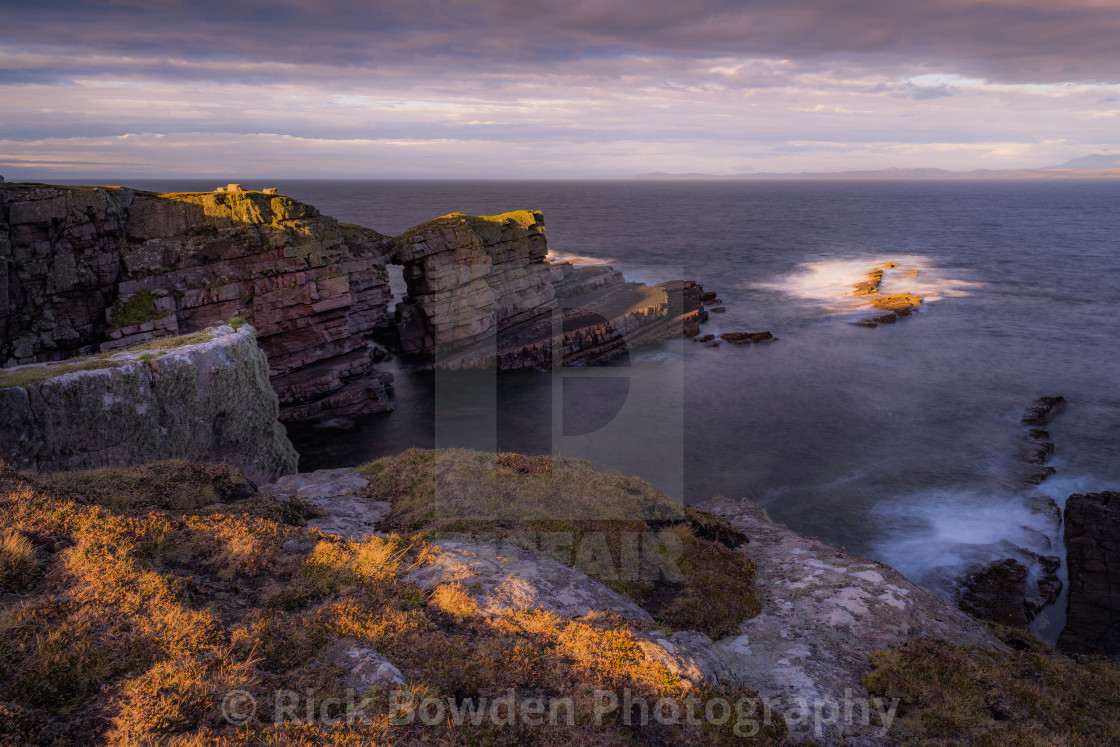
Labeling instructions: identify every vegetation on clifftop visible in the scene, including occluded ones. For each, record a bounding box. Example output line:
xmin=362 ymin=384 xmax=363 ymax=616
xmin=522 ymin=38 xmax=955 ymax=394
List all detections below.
xmin=865 ymin=626 xmax=1120 ymax=745
xmin=0 ymin=456 xmax=784 ymax=746
xmin=0 ymin=331 xmax=217 ymax=388
xmin=359 ymin=448 xmax=761 ymax=639
xmin=6 ymin=450 xmax=1120 ymax=745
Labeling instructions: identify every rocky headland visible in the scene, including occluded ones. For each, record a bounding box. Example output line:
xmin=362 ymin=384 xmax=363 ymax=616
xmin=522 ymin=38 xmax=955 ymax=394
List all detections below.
xmin=1 ymin=182 xmax=712 ymax=434
xmin=4 ymin=451 xmax=1120 ymax=746
xmin=5 ymin=180 xmax=1120 ymax=745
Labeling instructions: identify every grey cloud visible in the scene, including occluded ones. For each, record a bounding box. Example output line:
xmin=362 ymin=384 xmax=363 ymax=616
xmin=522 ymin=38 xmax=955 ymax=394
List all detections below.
xmin=894 ymin=82 xmax=959 ymax=100
xmin=3 ymin=1 xmax=1120 ymax=84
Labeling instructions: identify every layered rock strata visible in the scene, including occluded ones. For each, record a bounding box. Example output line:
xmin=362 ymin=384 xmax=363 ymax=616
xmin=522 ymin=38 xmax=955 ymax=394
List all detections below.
xmin=0 ymin=324 xmax=297 ymax=484
xmin=390 ymin=211 xmax=710 ymax=369
xmin=1059 ymin=491 xmax=1120 ymax=656
xmin=0 ymin=183 xmax=396 ymax=423
xmin=3 ymin=183 xmax=714 ymax=425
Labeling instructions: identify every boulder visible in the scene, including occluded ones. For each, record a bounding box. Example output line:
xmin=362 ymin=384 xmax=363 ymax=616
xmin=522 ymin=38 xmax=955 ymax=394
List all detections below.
xmin=958 ymin=559 xmax=1031 ymax=629
xmin=1059 ymin=491 xmax=1120 ymax=655
xmin=321 ymin=638 xmax=406 ymax=690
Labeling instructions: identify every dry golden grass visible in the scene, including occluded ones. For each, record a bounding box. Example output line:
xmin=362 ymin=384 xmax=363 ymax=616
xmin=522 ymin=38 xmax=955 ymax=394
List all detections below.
xmin=357 ymin=449 xmax=761 ymax=638
xmin=865 ymin=627 xmax=1120 ymax=746
xmin=0 ymin=458 xmax=783 ymax=745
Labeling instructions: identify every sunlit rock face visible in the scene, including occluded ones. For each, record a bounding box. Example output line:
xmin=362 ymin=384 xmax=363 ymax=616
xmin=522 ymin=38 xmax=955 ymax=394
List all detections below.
xmin=390 ymin=211 xmax=557 ymax=356
xmin=390 ymin=211 xmax=709 ymax=370
xmin=1 ymin=184 xmax=395 ymax=423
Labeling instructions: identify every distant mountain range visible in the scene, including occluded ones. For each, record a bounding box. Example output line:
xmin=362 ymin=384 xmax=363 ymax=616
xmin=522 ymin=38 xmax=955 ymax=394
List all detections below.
xmin=636 ymin=153 xmax=1120 ymax=180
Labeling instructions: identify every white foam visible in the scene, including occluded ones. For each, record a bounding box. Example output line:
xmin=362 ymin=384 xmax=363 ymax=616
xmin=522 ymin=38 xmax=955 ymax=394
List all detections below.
xmin=754 ymin=255 xmax=986 ymax=315
xmin=869 ymin=489 xmax=1056 ymax=586
xmin=546 ymin=250 xmax=616 ymax=266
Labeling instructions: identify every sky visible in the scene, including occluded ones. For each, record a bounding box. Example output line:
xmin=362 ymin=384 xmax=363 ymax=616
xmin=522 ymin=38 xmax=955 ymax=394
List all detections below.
xmin=1 ymin=0 xmax=1119 ymax=179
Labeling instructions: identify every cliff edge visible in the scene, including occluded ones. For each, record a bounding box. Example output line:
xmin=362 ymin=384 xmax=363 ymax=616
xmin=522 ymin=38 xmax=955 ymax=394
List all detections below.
xmin=0 ymin=323 xmax=297 ymax=484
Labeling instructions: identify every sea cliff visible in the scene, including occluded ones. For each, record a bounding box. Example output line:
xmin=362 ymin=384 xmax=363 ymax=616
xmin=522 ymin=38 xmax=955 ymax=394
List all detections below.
xmin=0 ymin=324 xmax=297 ymax=484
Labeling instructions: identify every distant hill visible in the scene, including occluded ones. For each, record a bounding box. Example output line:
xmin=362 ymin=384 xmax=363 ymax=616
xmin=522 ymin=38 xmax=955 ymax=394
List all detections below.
xmin=1043 ymin=152 xmax=1120 ymax=170
xmin=637 ymin=156 xmax=1120 ymax=180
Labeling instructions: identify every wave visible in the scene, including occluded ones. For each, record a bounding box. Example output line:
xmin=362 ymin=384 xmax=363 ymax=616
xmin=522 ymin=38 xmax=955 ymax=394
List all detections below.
xmin=754 ymin=255 xmax=986 ymax=315
xmin=546 ymin=250 xmax=616 ymax=266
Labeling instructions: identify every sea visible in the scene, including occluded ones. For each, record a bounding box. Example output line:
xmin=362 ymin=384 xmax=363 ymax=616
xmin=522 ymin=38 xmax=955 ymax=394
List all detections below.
xmin=109 ymin=178 xmax=1120 ymax=641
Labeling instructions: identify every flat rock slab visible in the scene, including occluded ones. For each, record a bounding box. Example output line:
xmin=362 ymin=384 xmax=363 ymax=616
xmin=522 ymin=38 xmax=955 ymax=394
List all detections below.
xmin=697 ymin=497 xmax=1003 ymax=742
xmin=320 ymin=637 xmax=406 ymax=690
xmin=635 ymin=630 xmax=735 ymax=689
xmin=406 ymin=539 xmax=653 ymax=623
xmin=263 ymin=467 xmax=389 ymax=540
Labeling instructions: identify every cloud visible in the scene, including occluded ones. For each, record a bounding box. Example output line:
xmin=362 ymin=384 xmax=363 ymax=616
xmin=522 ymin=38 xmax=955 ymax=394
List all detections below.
xmin=4 ymin=1 xmax=1120 ymax=84
xmin=2 ymin=1 xmax=1119 ymax=176
xmin=895 ymin=82 xmax=958 ymax=100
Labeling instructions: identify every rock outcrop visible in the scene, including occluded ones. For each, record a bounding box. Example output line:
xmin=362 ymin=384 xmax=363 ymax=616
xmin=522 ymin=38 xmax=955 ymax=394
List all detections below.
xmin=0 ymin=324 xmax=297 ymax=484
xmin=958 ymin=558 xmax=1032 ymax=629
xmin=263 ymin=467 xmax=389 ymax=540
xmin=4 ymin=184 xmax=714 ymax=422
xmin=1022 ymin=396 xmax=1068 ymax=426
xmin=697 ymin=496 xmax=1003 ymax=742
xmin=406 ymin=539 xmax=655 ymax=622
xmin=852 ymin=263 xmax=924 ymax=327
xmin=389 ymin=211 xmax=710 ymax=369
xmin=1059 ymin=491 xmax=1120 ymax=656
xmin=0 ymin=183 xmax=396 ymax=424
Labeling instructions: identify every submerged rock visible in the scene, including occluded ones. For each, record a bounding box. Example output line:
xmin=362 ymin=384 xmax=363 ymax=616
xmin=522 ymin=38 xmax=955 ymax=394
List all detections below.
xmin=852 ymin=263 xmax=924 ymax=327
xmin=1018 ymin=398 xmax=1067 ymax=485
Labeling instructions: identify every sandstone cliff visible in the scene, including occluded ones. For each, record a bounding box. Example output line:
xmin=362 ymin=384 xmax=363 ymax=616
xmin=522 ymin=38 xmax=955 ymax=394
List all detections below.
xmin=391 ymin=211 xmax=708 ymax=369
xmin=0 ymin=324 xmax=297 ymax=484
xmin=3 ymin=182 xmax=712 ymax=423
xmin=1 ymin=183 xmax=395 ymax=423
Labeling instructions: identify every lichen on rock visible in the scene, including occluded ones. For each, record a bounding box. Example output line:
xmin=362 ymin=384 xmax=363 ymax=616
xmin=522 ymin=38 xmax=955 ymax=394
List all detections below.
xmin=0 ymin=324 xmax=297 ymax=484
